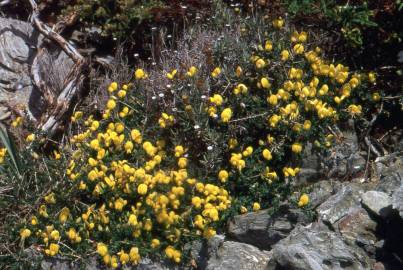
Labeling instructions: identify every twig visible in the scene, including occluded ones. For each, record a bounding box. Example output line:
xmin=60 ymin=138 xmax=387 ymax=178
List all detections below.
xmin=365 ymin=136 xmax=381 ymax=157
xmin=229 ymin=112 xmax=268 ymax=123
xmin=382 ymin=95 xmax=402 ymax=100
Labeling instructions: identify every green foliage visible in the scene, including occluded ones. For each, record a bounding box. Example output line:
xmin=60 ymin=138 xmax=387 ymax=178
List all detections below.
xmin=285 ymin=0 xmax=377 ymax=47
xmin=0 ymin=123 xmax=21 ymax=177
xmin=64 ymin=0 xmax=165 ymax=39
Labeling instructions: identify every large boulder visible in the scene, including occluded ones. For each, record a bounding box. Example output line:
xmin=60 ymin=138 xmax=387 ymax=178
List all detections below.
xmin=267 ymin=223 xmax=373 ymax=270
xmin=227 ymin=205 xmax=310 ymax=249
xmin=316 ymin=183 xmax=366 ymax=227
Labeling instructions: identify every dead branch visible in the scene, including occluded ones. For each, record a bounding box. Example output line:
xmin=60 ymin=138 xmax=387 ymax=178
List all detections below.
xmin=28 ymin=0 xmax=86 ymax=135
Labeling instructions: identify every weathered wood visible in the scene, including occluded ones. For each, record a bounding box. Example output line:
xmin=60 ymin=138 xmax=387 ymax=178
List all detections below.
xmin=28 ymin=0 xmax=85 ymax=135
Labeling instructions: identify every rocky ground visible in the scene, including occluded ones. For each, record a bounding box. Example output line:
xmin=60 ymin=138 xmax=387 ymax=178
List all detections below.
xmin=30 ymin=125 xmax=402 ymax=270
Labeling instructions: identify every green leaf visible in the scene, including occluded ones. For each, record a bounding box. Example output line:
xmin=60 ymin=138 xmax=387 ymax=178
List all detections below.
xmin=0 ymin=123 xmax=21 ymax=176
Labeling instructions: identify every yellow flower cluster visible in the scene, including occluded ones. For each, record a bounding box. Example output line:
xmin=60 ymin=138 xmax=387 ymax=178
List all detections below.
xmin=25 ymin=80 xmax=231 ymax=267
xmin=15 ymin=14 xmax=377 ymax=268
xmin=158 ymin=113 xmax=175 ymax=128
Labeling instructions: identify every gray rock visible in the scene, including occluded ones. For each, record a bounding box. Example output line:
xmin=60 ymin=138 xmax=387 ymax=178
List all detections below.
xmin=228 ymin=205 xmax=310 ymax=249
xmin=392 ymin=183 xmax=403 ymax=219
xmin=375 ymin=152 xmax=403 ymax=195
xmin=324 ymin=123 xmax=367 ymax=179
xmin=317 ymin=183 xmax=365 ymax=226
xmin=268 ymin=223 xmax=372 ymax=270
xmin=361 ymin=191 xmax=393 ymax=218
xmin=336 ymin=207 xmax=377 ymax=254
xmin=308 ymin=180 xmax=342 ymax=208
xmin=296 ymin=142 xmax=324 ymax=185
xmin=205 ymin=241 xmax=271 ymax=270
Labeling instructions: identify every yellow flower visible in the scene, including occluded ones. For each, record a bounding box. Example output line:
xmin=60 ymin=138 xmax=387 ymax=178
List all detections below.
xmin=59 ymin=207 xmax=70 ymax=223
xmin=242 ymin=146 xmax=253 ymax=157
xmin=291 ymin=143 xmax=303 ymax=154
xmin=166 ymin=69 xmax=177 ymax=80
xmin=128 ymin=214 xmax=138 ymax=226
xmin=178 ymin=157 xmax=187 ymax=168
xmin=129 ymin=247 xmax=140 ymax=264
xmin=210 ymin=94 xmax=224 ymax=106
xmin=50 ymin=230 xmax=60 ymax=240
xmin=280 ymin=50 xmax=289 ymax=61
xmin=11 ymin=116 xmax=23 ymax=127
xmin=236 ymin=66 xmax=243 ymax=77
xmin=174 ymin=145 xmax=185 ymax=157
xmin=234 ymin=83 xmax=248 ymax=95
xmin=303 ymin=120 xmax=311 ymax=130
xmin=262 ymin=149 xmax=272 ymax=160
xmin=117 ymin=90 xmax=126 ymax=98
xmin=44 ymin=193 xmax=56 ymax=204
xmin=45 ymin=243 xmax=59 ymax=256
xmin=31 ymin=216 xmax=38 ymax=226
xmin=272 ymin=17 xmax=284 ymax=29
xmin=106 ymin=99 xmax=116 ymax=110
xmin=192 ymin=196 xmax=202 ymax=208
xmin=134 ymin=68 xmax=146 ymax=79
xmin=298 ymin=31 xmax=308 ymax=42
xmin=90 ymin=139 xmax=100 ymax=150
xmin=255 ymin=58 xmax=266 ymax=69
xmin=298 ymin=193 xmax=309 ymax=207
xmin=165 ymin=246 xmax=181 ymax=263
xmin=39 ymin=204 xmax=48 ymax=217
xmin=260 ymin=77 xmax=271 ymax=89
xmin=124 ymin=141 xmax=134 ymax=154
xmin=118 ymin=250 xmax=130 ymax=265
xmin=372 ymin=92 xmax=380 ymax=101
xmin=218 ymin=170 xmax=229 ymax=183
xmin=186 ymin=66 xmax=198 ymax=77
xmin=347 ymin=104 xmax=362 ymax=116
xmin=114 ymin=197 xmax=127 ymax=211
xmin=221 ymin=108 xmax=232 ymax=123
xmin=211 ymin=67 xmax=221 ymax=78
xmin=253 ymin=202 xmax=261 ymax=211
xmin=368 ymin=72 xmax=376 ymax=83
xmin=293 ymin=43 xmax=304 ymax=54
xmin=268 ymin=114 xmax=280 ymax=127
xmin=97 ymin=243 xmax=108 ymax=257
xmin=203 ymin=227 xmax=216 ymax=239
xmin=240 ymin=206 xmax=248 ymax=214
xmin=137 ymin=183 xmax=148 ymax=195
xmin=131 ymin=129 xmax=142 ymax=144
xmin=20 ymin=228 xmax=31 ymax=239
xmin=26 ymin=133 xmax=35 ymax=142
xmin=108 ymin=82 xmax=118 ymax=93
xmin=264 ymin=40 xmax=273 ymax=51
xmin=267 ymin=94 xmax=278 ymax=105
xmin=228 ymin=138 xmax=238 ymax=149
xmin=151 ymin=238 xmax=160 ymax=248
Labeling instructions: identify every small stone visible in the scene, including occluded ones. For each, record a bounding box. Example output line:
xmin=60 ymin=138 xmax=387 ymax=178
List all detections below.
xmin=317 ymin=184 xmax=364 ymax=226
xmin=205 ymin=241 xmax=271 ymax=270
xmin=361 ymin=191 xmax=393 ymax=218
xmin=392 ymin=183 xmax=403 ymax=219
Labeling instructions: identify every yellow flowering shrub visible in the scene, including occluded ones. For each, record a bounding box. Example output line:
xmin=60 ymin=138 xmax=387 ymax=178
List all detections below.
xmin=7 ymin=2 xmax=383 ymax=268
